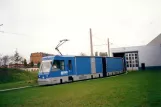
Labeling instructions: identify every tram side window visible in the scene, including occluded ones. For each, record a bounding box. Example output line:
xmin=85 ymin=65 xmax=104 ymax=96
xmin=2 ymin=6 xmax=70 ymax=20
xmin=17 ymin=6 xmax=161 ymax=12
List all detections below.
xmin=52 ymin=60 xmax=65 ymax=71
xmin=68 ymin=60 xmax=72 ymax=70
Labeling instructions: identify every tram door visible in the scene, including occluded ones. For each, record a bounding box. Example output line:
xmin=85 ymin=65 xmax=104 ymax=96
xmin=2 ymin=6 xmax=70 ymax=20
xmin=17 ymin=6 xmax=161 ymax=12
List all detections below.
xmin=68 ymin=60 xmax=73 ymax=75
xmin=102 ymin=57 xmax=107 ymax=77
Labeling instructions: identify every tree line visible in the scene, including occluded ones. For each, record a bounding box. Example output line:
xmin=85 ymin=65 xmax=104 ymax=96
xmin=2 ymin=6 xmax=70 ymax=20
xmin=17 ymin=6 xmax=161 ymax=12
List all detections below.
xmin=80 ymin=52 xmax=108 ymax=56
xmin=0 ymin=50 xmax=40 ymax=68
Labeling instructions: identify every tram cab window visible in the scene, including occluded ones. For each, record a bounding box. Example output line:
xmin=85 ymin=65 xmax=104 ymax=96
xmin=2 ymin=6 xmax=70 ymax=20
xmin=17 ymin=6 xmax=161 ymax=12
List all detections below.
xmin=39 ymin=60 xmax=52 ymax=73
xmin=52 ymin=60 xmax=64 ymax=71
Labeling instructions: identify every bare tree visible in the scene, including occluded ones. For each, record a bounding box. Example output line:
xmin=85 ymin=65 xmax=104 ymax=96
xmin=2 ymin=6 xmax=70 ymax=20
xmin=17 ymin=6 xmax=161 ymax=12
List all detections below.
xmin=80 ymin=52 xmax=87 ymax=56
xmin=0 ymin=54 xmax=2 ymax=66
xmin=37 ymin=62 xmax=41 ymax=68
xmin=21 ymin=58 xmax=24 ymax=64
xmin=9 ymin=56 xmax=14 ymax=64
xmin=13 ymin=50 xmax=22 ymax=64
xmin=30 ymin=61 xmax=34 ymax=68
xmin=24 ymin=59 xmax=27 ymax=67
xmin=99 ymin=52 xmax=108 ymax=56
xmin=95 ymin=52 xmax=98 ymax=56
xmin=9 ymin=50 xmax=23 ymax=68
xmin=2 ymin=55 xmax=9 ymax=65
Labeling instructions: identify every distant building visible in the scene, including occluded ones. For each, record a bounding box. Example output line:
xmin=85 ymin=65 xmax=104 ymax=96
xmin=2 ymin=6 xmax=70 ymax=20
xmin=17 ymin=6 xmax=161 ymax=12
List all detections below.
xmin=30 ymin=52 xmax=54 ymax=65
xmin=8 ymin=64 xmax=24 ymax=68
xmin=111 ymin=33 xmax=161 ymax=71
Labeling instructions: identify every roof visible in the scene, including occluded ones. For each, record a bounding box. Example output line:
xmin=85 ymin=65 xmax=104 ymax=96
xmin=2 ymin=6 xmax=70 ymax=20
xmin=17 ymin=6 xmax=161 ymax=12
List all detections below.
xmin=147 ymin=33 xmax=161 ymax=46
xmin=42 ymin=55 xmax=75 ymax=60
xmin=42 ymin=55 xmax=117 ymax=61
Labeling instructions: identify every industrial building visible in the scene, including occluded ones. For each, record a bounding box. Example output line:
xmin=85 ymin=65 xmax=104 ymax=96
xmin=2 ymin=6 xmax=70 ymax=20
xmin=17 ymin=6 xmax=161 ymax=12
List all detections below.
xmin=111 ymin=34 xmax=161 ymax=71
xmin=30 ymin=52 xmax=54 ymax=65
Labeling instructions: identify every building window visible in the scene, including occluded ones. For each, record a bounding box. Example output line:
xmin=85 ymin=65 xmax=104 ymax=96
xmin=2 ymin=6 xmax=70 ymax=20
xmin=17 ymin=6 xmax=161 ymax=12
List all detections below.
xmin=135 ymin=56 xmax=138 ymax=59
xmin=135 ymin=60 xmax=138 ymax=63
xmin=126 ymin=61 xmax=129 ymax=65
xmin=132 ymin=57 xmax=134 ymax=60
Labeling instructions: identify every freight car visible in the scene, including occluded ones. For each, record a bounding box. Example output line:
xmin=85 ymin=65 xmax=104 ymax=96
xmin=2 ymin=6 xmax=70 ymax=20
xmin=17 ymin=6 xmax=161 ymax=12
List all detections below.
xmin=38 ymin=55 xmax=125 ymax=85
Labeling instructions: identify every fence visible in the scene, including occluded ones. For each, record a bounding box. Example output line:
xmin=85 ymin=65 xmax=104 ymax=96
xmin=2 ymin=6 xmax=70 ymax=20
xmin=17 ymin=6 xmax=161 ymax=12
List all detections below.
xmin=20 ymin=68 xmax=39 ymax=72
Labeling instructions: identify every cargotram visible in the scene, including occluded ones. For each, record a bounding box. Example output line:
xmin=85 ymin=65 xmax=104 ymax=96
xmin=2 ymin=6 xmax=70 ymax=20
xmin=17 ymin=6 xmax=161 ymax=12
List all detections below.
xmin=38 ymin=55 xmax=126 ymax=85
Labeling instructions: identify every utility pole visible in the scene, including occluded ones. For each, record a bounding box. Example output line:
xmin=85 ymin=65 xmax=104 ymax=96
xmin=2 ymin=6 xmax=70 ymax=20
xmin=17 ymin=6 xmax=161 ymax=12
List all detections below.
xmin=107 ymin=38 xmax=110 ymax=57
xmin=90 ymin=28 xmax=94 ymax=56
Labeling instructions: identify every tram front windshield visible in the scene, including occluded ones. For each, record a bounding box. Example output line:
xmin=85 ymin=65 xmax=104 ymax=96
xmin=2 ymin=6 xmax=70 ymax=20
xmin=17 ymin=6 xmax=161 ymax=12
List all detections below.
xmin=39 ymin=60 xmax=52 ymax=73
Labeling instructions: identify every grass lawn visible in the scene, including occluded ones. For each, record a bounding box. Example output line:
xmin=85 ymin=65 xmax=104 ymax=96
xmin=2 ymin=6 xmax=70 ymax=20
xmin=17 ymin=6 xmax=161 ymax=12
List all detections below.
xmin=0 ymin=70 xmax=161 ymax=107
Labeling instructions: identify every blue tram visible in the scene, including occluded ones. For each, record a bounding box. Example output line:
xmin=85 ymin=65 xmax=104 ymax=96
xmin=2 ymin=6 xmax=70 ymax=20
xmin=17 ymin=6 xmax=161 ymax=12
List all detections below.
xmin=38 ymin=55 xmax=125 ymax=85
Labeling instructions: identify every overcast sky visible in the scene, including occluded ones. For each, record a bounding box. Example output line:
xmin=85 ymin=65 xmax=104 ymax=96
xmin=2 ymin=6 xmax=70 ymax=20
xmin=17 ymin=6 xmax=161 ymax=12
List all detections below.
xmin=0 ymin=0 xmax=161 ymax=60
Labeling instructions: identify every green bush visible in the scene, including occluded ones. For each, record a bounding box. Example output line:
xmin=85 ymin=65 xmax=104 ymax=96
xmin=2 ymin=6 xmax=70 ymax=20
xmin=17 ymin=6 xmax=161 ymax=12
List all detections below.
xmin=0 ymin=68 xmax=38 ymax=84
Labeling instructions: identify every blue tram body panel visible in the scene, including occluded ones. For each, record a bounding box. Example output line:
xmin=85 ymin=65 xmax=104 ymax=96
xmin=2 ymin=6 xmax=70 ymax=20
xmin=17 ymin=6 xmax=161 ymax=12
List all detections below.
xmin=49 ymin=56 xmax=76 ymax=77
xmin=95 ymin=57 xmax=103 ymax=73
xmin=75 ymin=57 xmax=91 ymax=75
xmin=49 ymin=70 xmax=67 ymax=78
xmin=106 ymin=57 xmax=123 ymax=72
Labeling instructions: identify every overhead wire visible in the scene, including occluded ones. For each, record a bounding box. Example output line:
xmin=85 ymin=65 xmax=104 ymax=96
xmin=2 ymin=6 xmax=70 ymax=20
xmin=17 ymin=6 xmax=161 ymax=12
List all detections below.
xmin=0 ymin=31 xmax=27 ymax=37
xmin=0 ymin=24 xmax=27 ymax=37
xmin=92 ymin=35 xmax=120 ymax=48
xmin=93 ymin=35 xmax=105 ymax=42
xmin=92 ymin=35 xmax=106 ymax=46
xmin=93 ymin=44 xmax=107 ymax=46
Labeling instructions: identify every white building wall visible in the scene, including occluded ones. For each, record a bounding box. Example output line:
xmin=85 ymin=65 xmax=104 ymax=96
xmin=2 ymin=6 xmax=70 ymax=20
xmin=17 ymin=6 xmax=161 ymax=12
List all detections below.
xmin=111 ymin=45 xmax=161 ymax=67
